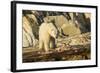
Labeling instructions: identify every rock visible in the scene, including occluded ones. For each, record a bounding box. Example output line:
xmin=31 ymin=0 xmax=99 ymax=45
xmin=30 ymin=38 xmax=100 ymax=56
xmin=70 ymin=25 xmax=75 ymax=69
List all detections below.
xmin=67 ymin=32 xmax=91 ymax=45
xmin=22 ymin=16 xmax=37 ymax=48
xmin=73 ymin=13 xmax=91 ymax=33
xmin=61 ymin=21 xmax=81 ymax=36
xmin=25 ymin=14 xmax=39 ymax=40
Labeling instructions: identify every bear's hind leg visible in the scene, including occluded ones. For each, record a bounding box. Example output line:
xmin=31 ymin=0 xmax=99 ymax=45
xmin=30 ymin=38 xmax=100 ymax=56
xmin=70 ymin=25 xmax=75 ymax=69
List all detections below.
xmin=50 ymin=37 xmax=56 ymax=49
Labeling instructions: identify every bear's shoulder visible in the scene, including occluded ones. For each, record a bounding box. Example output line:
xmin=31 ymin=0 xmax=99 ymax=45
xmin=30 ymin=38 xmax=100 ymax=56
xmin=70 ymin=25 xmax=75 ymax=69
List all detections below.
xmin=40 ymin=22 xmax=54 ymax=29
xmin=39 ymin=23 xmax=47 ymax=29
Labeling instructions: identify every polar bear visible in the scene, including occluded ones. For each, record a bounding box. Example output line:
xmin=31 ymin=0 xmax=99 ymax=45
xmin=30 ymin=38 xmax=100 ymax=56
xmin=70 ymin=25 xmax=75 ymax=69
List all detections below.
xmin=39 ymin=21 xmax=58 ymax=52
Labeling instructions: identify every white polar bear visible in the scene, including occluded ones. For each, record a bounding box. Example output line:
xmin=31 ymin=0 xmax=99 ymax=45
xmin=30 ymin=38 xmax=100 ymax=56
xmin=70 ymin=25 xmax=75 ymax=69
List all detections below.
xmin=39 ymin=22 xmax=58 ymax=52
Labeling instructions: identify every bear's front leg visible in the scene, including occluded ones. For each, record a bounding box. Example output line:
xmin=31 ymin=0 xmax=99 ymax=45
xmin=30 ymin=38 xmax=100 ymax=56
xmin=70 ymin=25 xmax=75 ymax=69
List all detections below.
xmin=44 ymin=41 xmax=49 ymax=52
xmin=39 ymin=40 xmax=44 ymax=51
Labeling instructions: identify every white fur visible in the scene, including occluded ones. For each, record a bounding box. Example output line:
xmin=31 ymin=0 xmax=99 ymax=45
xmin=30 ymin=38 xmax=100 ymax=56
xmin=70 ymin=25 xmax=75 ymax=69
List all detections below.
xmin=39 ymin=22 xmax=57 ymax=52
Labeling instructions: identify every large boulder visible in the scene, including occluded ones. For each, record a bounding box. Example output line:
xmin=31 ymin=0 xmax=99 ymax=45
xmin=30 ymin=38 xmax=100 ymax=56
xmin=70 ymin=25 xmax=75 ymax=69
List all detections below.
xmin=22 ymin=16 xmax=38 ymax=48
xmin=61 ymin=21 xmax=81 ymax=36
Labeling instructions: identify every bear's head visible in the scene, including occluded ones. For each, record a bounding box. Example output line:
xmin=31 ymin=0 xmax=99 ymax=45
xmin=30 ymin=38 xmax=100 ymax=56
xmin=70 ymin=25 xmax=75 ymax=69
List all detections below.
xmin=47 ymin=23 xmax=58 ymax=38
